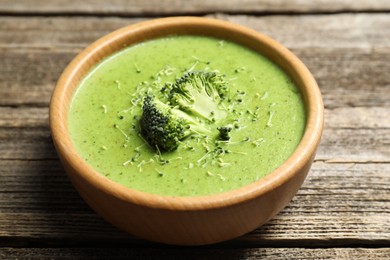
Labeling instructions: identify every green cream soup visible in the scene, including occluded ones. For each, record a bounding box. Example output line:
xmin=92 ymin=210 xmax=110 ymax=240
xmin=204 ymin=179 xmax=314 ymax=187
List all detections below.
xmin=68 ymin=36 xmax=306 ymax=196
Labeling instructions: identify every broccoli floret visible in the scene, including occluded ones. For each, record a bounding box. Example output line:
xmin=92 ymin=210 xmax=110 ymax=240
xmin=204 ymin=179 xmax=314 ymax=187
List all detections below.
xmin=217 ymin=125 xmax=232 ymax=141
xmin=141 ymin=95 xmax=210 ymax=151
xmin=140 ymin=71 xmax=233 ymax=152
xmin=168 ymin=71 xmax=228 ymax=121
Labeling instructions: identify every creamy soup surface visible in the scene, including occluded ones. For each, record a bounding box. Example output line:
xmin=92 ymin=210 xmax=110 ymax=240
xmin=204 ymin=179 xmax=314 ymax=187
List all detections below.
xmin=68 ymin=36 xmax=306 ymax=196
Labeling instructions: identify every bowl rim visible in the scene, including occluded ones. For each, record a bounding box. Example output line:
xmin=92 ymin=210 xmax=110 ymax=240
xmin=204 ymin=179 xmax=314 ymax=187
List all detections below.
xmin=50 ymin=16 xmax=324 ymax=211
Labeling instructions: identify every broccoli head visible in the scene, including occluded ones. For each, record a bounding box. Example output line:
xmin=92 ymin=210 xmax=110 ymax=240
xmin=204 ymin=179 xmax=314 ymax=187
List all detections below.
xmin=168 ymin=71 xmax=228 ymax=121
xmin=217 ymin=125 xmax=232 ymax=141
xmin=140 ymin=71 xmax=232 ymax=152
xmin=141 ymin=95 xmax=210 ymax=151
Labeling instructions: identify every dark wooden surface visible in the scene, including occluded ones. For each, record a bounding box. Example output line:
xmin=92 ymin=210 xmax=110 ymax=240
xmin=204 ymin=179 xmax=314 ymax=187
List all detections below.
xmin=0 ymin=1 xmax=389 ymax=259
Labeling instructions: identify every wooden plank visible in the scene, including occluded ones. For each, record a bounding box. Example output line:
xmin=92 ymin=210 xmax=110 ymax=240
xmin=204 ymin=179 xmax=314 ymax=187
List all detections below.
xmin=0 ymin=160 xmax=389 ymax=246
xmin=317 ymin=127 xmax=390 ymax=162
xmin=0 ymin=124 xmax=388 ymax=162
xmin=298 ymin=47 xmax=390 ymax=109
xmin=1 ymin=0 xmax=390 ymax=15
xmin=1 ymin=155 xmax=389 ymax=215
xmin=0 ymin=17 xmax=145 ymax=49
xmin=0 ymin=159 xmax=87 ymax=213
xmin=1 ymin=14 xmax=389 ymax=107
xmin=324 ymin=107 xmax=390 ymax=129
xmin=0 ymin=247 xmax=389 ymax=259
xmin=1 ymin=47 xmax=389 ymax=108
xmin=0 ymin=128 xmax=56 ymax=159
xmin=1 ymin=14 xmax=389 ymax=49
xmin=1 ymin=160 xmax=388 ymax=218
xmin=217 ymin=14 xmax=390 ymax=49
xmin=0 ymin=50 xmax=74 ymax=106
xmin=1 ymin=106 xmax=388 ymax=129
xmin=0 ymin=107 xmax=48 ymax=128
xmin=0 ymin=105 xmax=389 ymax=162
xmin=0 ymin=13 xmax=389 ymax=252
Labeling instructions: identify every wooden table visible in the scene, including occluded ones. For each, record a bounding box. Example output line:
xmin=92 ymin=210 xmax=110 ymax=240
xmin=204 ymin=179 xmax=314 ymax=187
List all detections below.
xmin=1 ymin=1 xmax=389 ymax=259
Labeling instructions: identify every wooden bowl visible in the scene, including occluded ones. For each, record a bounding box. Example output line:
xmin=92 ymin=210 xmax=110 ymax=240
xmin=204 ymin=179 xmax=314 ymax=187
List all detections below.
xmin=50 ymin=17 xmax=323 ymax=245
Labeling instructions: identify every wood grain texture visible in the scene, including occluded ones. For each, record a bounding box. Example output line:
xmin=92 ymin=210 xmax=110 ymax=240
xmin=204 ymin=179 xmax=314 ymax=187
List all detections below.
xmin=0 ymin=247 xmax=389 ymax=259
xmin=1 ymin=123 xmax=388 ymax=162
xmin=0 ymin=107 xmax=48 ymax=127
xmin=0 ymin=7 xmax=389 ymax=256
xmin=1 ymin=14 xmax=389 ymax=108
xmin=0 ymin=160 xmax=389 ymax=246
xmin=2 ymin=47 xmax=390 ymax=108
xmin=1 ymin=105 xmax=388 ymax=164
xmin=1 ymin=14 xmax=389 ymax=48
xmin=2 ymin=106 xmax=388 ymax=129
xmin=216 ymin=14 xmax=390 ymax=49
xmin=1 ymin=0 xmax=390 ymax=15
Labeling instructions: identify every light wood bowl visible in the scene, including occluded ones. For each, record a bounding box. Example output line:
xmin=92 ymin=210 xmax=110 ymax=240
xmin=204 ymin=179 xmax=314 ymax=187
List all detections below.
xmin=50 ymin=17 xmax=324 ymax=245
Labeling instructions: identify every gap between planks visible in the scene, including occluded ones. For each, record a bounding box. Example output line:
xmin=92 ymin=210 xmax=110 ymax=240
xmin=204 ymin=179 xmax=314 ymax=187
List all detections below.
xmin=1 ymin=0 xmax=390 ymax=17
xmin=0 ymin=9 xmax=390 ymax=18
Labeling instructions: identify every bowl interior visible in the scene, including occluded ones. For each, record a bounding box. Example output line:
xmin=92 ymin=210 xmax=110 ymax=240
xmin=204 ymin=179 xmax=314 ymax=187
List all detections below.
xmin=50 ymin=17 xmax=323 ymax=210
